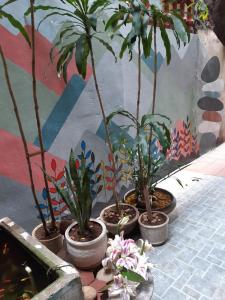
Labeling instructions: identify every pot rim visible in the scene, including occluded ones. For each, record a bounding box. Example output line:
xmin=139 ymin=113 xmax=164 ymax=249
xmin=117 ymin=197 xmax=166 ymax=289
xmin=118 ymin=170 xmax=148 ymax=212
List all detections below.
xmin=99 ymin=203 xmax=139 ymax=227
xmin=32 ymin=223 xmax=62 ymax=243
xmin=65 ymin=218 xmax=107 ymax=246
xmin=138 ymin=211 xmax=169 ymax=229
xmin=124 ymin=187 xmax=175 ymax=200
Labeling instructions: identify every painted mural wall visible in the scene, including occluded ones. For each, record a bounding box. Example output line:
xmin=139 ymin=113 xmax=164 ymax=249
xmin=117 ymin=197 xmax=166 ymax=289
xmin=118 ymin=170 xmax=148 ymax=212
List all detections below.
xmin=0 ymin=1 xmax=224 ymax=229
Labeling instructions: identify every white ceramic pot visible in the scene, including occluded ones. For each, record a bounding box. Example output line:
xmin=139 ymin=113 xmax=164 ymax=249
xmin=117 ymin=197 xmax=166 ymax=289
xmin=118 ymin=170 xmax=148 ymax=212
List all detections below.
xmin=32 ymin=223 xmax=63 ymax=254
xmin=138 ymin=212 xmax=169 ymax=246
xmin=99 ymin=203 xmax=139 ymax=236
xmin=65 ymin=218 xmax=107 ymax=270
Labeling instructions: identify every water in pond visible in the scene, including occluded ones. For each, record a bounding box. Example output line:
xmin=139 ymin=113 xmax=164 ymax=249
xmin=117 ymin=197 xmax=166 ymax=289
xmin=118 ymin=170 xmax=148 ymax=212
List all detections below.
xmin=0 ymin=227 xmax=58 ymax=299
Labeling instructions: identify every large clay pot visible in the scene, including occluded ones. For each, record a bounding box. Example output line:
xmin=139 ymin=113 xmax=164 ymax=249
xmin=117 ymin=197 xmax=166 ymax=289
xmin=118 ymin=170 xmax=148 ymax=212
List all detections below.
xmin=138 ymin=211 xmax=169 ymax=246
xmin=99 ymin=203 xmax=139 ymax=236
xmin=32 ymin=223 xmax=63 ymax=254
xmin=65 ymin=218 xmax=107 ymax=270
xmin=124 ymin=187 xmax=176 ymax=214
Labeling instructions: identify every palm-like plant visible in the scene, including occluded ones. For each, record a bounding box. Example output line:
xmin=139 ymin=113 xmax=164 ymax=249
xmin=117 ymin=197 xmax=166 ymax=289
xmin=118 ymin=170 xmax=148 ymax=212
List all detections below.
xmin=105 ymin=0 xmax=190 ymax=215
xmin=25 ymin=0 xmax=121 ymax=213
xmin=107 ymin=110 xmax=171 ymax=220
xmin=49 ymin=148 xmax=102 ymax=238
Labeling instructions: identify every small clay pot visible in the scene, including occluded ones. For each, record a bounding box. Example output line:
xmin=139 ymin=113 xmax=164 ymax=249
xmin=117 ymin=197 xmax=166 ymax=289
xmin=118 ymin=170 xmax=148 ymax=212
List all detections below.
xmin=32 ymin=223 xmax=63 ymax=254
xmin=65 ymin=218 xmax=107 ymax=270
xmin=138 ymin=211 xmax=169 ymax=246
xmin=99 ymin=203 xmax=139 ymax=236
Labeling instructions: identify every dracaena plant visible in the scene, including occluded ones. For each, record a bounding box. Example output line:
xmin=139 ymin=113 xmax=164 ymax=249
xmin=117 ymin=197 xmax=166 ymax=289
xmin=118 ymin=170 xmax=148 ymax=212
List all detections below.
xmin=105 ymin=0 xmax=189 ymax=219
xmin=25 ymin=0 xmax=121 ymax=214
xmin=107 ymin=110 xmax=171 ymax=220
xmin=0 ymin=0 xmax=59 ymax=236
xmin=49 ymin=146 xmax=102 ymax=237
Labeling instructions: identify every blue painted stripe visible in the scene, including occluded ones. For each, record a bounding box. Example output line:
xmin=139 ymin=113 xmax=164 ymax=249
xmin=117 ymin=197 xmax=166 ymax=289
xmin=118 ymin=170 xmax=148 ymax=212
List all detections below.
xmin=34 ymin=75 xmax=86 ymax=150
xmin=96 ymin=120 xmax=134 ymax=146
xmin=142 ymin=49 xmax=164 ymax=72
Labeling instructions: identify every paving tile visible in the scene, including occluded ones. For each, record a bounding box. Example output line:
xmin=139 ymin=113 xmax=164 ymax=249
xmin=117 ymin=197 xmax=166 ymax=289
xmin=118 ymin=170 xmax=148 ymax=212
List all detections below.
xmin=190 ymin=257 xmax=209 ymax=272
xmin=207 ymin=255 xmax=222 ymax=266
xmin=203 ymin=264 xmax=225 ymax=284
xmin=183 ymin=285 xmax=201 ymax=299
xmin=187 ymin=275 xmax=216 ymax=298
xmin=151 ymin=269 xmax=174 ymax=297
xmin=209 ymin=248 xmax=225 ymax=261
xmin=213 ymin=287 xmax=225 ymax=300
xmin=177 ymin=247 xmax=198 ymax=264
xmin=163 ymin=287 xmax=187 ymax=300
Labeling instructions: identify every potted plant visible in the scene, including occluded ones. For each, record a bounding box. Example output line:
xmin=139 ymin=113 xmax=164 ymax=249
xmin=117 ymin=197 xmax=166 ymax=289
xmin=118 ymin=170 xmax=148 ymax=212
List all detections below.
xmin=26 ymin=0 xmax=141 ymax=236
xmin=101 ymin=229 xmax=153 ymax=299
xmin=0 ymin=0 xmax=63 ymax=253
xmin=48 ymin=143 xmax=107 ymax=269
xmin=105 ymin=0 xmax=190 ymax=244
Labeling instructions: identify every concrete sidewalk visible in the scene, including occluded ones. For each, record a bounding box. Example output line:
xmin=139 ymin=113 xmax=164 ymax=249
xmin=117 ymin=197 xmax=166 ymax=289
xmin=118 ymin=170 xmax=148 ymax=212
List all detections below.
xmin=149 ymin=143 xmax=225 ymax=300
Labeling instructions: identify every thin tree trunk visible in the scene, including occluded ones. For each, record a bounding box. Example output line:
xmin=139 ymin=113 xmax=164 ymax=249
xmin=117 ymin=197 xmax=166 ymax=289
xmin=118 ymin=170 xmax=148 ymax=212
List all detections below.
xmin=30 ymin=0 xmax=56 ymax=227
xmin=88 ymin=38 xmax=120 ymax=213
xmin=136 ymin=37 xmax=145 ymax=203
xmin=0 ymin=45 xmax=48 ymax=235
xmin=152 ymin=24 xmax=157 ymax=114
xmin=146 ymin=23 xmax=158 ymax=221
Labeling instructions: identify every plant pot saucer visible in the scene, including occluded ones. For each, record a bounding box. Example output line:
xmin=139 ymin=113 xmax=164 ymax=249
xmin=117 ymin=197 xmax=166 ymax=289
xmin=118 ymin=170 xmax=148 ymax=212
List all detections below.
xmin=124 ymin=187 xmax=176 ymax=215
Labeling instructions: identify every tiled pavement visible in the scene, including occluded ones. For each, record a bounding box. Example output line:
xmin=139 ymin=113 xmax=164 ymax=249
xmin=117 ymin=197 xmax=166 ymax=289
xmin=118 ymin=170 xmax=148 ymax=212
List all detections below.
xmin=148 ymin=143 xmax=225 ymax=300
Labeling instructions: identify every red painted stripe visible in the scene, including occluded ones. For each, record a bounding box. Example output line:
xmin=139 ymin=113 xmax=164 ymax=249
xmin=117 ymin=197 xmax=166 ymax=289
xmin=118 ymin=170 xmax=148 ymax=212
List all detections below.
xmin=0 ymin=25 xmax=92 ymax=95
xmin=0 ymin=129 xmax=65 ymax=191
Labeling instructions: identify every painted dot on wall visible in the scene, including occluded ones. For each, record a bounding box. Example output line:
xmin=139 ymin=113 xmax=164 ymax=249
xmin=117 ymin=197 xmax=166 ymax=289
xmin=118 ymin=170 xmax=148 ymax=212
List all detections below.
xmin=202 ymin=111 xmax=222 ymax=122
xmin=198 ymin=97 xmax=224 ymax=111
xmin=200 ymin=132 xmax=217 ymax=154
xmin=201 ymin=56 xmax=220 ymax=83
xmin=198 ymin=121 xmax=220 ymax=134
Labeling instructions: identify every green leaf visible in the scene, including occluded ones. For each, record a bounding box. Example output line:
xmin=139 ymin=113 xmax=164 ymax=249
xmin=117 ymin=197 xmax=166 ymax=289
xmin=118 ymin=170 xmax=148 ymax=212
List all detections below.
xmin=75 ymin=34 xmax=90 ymax=79
xmin=94 ymin=36 xmax=117 ymax=62
xmin=106 ymin=109 xmax=138 ymax=127
xmin=1 ymin=10 xmax=30 ymax=46
xmin=88 ymin=14 xmax=97 ymax=31
xmin=105 ymin=11 xmax=124 ymax=31
xmin=170 ymin=15 xmax=188 ymax=44
xmin=25 ymin=5 xmax=73 ymax=16
xmin=121 ymin=269 xmax=146 ymax=283
xmin=172 ymin=11 xmax=190 ymax=43
xmin=159 ymin=19 xmax=171 ymax=65
xmin=89 ymin=0 xmax=109 ymax=14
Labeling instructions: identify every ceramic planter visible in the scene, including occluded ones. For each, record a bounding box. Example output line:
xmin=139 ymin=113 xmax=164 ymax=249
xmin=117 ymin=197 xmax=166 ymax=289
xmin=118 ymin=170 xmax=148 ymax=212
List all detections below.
xmin=124 ymin=187 xmax=176 ymax=214
xmin=32 ymin=223 xmax=63 ymax=254
xmin=99 ymin=203 xmax=139 ymax=236
xmin=65 ymin=218 xmax=107 ymax=270
xmin=138 ymin=211 xmax=169 ymax=246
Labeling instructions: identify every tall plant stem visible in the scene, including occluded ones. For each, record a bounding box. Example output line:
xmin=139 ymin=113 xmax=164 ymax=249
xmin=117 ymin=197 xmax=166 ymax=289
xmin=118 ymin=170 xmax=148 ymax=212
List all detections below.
xmin=147 ymin=22 xmax=158 ymax=181
xmin=152 ymin=23 xmax=157 ymax=114
xmin=88 ymin=38 xmax=120 ymax=213
xmin=136 ymin=37 xmax=145 ymax=202
xmin=30 ymin=0 xmax=56 ymax=227
xmin=0 ymin=45 xmax=48 ymax=235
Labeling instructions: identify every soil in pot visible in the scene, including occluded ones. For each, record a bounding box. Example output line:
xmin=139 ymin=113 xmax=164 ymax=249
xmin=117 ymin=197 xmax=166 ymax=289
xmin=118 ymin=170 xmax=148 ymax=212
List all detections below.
xmin=69 ymin=221 xmax=102 ymax=242
xmin=102 ymin=205 xmax=137 ymax=224
xmin=35 ymin=224 xmax=59 ymax=240
xmin=125 ymin=189 xmax=173 ymax=212
xmin=141 ymin=212 xmax=167 ymax=226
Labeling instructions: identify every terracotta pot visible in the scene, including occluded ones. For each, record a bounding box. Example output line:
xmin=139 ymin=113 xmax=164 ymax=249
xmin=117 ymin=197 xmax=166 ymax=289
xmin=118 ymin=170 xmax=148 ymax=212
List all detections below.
xmin=99 ymin=203 xmax=139 ymax=236
xmin=65 ymin=218 xmax=107 ymax=270
xmin=32 ymin=223 xmax=63 ymax=254
xmin=124 ymin=188 xmax=176 ymax=215
xmin=138 ymin=211 xmax=169 ymax=246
